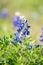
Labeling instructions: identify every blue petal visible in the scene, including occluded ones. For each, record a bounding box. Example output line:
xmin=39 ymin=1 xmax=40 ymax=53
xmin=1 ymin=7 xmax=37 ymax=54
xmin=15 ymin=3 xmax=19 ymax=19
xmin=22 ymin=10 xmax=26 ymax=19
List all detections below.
xmin=23 ymin=28 xmax=28 ymax=35
xmin=28 ymin=45 xmax=32 ymax=50
xmin=41 ymin=27 xmax=43 ymax=31
xmin=36 ymin=44 xmax=40 ymax=48
xmin=26 ymin=23 xmax=30 ymax=29
xmin=17 ymin=27 xmax=22 ymax=32
xmin=27 ymin=31 xmax=30 ymax=35
xmin=40 ymin=35 xmax=43 ymax=38
xmin=12 ymin=16 xmax=21 ymax=27
xmin=20 ymin=22 xmax=24 ymax=28
xmin=40 ymin=39 xmax=43 ymax=42
xmin=24 ymin=19 xmax=28 ymax=23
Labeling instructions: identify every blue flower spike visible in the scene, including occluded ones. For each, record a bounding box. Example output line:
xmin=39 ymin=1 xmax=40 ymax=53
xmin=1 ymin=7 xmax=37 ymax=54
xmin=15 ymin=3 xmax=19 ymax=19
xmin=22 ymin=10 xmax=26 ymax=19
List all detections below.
xmin=12 ymin=13 xmax=30 ymax=44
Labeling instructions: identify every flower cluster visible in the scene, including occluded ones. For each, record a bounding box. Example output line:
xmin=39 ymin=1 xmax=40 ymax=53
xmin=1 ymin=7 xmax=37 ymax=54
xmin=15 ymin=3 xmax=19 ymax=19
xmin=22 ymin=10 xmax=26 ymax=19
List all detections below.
xmin=39 ymin=27 xmax=43 ymax=42
xmin=12 ymin=13 xmax=30 ymax=43
xmin=11 ymin=13 xmax=41 ymax=50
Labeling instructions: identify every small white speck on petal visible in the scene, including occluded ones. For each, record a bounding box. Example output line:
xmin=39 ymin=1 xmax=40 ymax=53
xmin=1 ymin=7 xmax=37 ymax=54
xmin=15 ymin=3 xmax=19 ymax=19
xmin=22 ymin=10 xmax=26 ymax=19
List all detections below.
xmin=19 ymin=32 xmax=23 ymax=37
xmin=20 ymin=16 xmax=26 ymax=21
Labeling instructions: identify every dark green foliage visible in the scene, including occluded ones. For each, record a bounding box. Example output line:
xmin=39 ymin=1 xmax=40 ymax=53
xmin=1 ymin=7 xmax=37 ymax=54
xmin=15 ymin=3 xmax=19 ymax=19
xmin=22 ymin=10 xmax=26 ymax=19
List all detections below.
xmin=0 ymin=36 xmax=43 ymax=65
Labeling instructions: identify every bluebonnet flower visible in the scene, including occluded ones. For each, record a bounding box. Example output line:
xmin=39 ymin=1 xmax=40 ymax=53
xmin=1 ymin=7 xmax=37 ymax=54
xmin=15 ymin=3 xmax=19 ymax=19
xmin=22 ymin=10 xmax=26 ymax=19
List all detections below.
xmin=17 ymin=22 xmax=24 ymax=33
xmin=25 ymin=19 xmax=28 ymax=23
xmin=17 ymin=38 xmax=22 ymax=43
xmin=24 ymin=19 xmax=28 ymax=23
xmin=23 ymin=29 xmax=27 ymax=35
xmin=27 ymin=31 xmax=30 ymax=35
xmin=14 ymin=33 xmax=19 ymax=39
xmin=26 ymin=23 xmax=30 ymax=29
xmin=15 ymin=37 xmax=22 ymax=43
xmin=17 ymin=27 xmax=22 ymax=33
xmin=39 ymin=27 xmax=43 ymax=42
xmin=36 ymin=44 xmax=40 ymax=48
xmin=12 ymin=13 xmax=30 ymax=44
xmin=23 ymin=28 xmax=30 ymax=36
xmin=20 ymin=22 xmax=24 ymax=29
xmin=1 ymin=9 xmax=8 ymax=18
xmin=14 ymin=33 xmax=22 ymax=43
xmin=17 ymin=26 xmax=22 ymax=33
xmin=28 ymin=45 xmax=32 ymax=50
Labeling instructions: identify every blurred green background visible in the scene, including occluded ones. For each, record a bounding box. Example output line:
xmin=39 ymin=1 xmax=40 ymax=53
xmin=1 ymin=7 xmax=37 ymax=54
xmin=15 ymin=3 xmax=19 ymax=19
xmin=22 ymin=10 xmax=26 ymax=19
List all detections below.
xmin=0 ymin=0 xmax=43 ymax=42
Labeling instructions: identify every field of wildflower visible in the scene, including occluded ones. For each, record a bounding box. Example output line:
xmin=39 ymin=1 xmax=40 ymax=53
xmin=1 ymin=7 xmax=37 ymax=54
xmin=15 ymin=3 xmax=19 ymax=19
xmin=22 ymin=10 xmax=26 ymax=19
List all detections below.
xmin=0 ymin=0 xmax=43 ymax=65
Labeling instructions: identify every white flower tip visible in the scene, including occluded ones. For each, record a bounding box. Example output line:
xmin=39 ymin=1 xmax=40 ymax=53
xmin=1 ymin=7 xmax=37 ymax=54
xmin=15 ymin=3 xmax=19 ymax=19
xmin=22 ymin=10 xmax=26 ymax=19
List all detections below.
xmin=20 ymin=16 xmax=26 ymax=20
xmin=15 ymin=12 xmax=21 ymax=17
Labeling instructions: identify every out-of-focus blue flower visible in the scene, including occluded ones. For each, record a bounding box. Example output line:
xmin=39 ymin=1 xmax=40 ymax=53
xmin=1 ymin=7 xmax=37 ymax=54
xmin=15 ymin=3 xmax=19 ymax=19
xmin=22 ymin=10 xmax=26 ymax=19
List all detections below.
xmin=41 ymin=27 xmax=43 ymax=31
xmin=1 ymin=9 xmax=8 ymax=18
xmin=12 ymin=15 xmax=21 ymax=27
xmin=36 ymin=44 xmax=40 ymax=48
xmin=28 ymin=45 xmax=32 ymax=50
xmin=39 ymin=27 xmax=43 ymax=42
xmin=40 ymin=39 xmax=43 ymax=42
xmin=0 ymin=11 xmax=1 ymax=18
xmin=40 ymin=35 xmax=43 ymax=38
xmin=12 ymin=15 xmax=25 ymax=28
